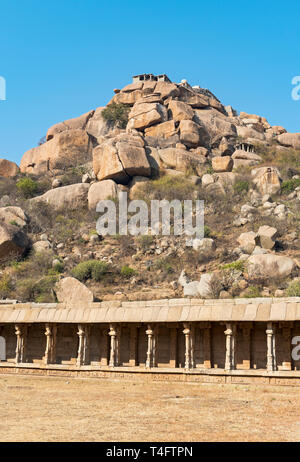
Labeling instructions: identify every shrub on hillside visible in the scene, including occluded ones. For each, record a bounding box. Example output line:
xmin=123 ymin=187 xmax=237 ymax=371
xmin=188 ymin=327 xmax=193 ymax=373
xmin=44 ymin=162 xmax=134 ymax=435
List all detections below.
xmin=286 ymin=280 xmax=300 ymax=297
xmin=281 ymin=178 xmax=300 ymax=194
xmin=101 ymin=103 xmax=130 ymax=129
xmin=71 ymin=260 xmax=109 ymax=282
xmin=120 ymin=265 xmax=136 ymax=278
xmin=16 ymin=177 xmax=38 ymax=198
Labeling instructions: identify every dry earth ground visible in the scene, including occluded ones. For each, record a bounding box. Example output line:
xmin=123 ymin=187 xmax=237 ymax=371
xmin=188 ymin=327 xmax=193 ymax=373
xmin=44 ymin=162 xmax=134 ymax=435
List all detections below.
xmin=0 ymin=374 xmax=299 ymax=442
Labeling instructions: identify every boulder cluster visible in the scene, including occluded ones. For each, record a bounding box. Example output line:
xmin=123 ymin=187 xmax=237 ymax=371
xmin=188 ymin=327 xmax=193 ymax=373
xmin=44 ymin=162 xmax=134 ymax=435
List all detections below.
xmin=0 ymin=73 xmax=299 ymax=301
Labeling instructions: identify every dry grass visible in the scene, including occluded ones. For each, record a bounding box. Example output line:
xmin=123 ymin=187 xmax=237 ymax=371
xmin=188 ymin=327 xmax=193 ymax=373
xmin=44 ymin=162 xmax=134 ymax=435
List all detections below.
xmin=0 ymin=374 xmax=299 ymax=442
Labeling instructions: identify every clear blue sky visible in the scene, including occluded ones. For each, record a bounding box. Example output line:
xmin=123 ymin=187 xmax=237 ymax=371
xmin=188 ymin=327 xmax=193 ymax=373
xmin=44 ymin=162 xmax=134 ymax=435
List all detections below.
xmin=0 ymin=0 xmax=299 ymax=164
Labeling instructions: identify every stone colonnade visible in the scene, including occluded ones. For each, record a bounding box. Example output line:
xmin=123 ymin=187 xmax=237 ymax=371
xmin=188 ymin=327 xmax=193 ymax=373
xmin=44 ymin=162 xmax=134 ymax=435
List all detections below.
xmin=9 ymin=321 xmax=280 ymax=372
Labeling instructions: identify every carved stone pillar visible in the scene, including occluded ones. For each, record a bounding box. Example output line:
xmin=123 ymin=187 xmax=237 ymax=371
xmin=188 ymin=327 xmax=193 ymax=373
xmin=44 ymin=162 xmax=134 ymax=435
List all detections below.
xmin=15 ymin=324 xmax=27 ymax=364
xmin=203 ymin=324 xmax=211 ymax=369
xmin=241 ymin=324 xmax=251 ymax=370
xmin=109 ymin=324 xmax=118 ymax=367
xmin=282 ymin=325 xmax=292 ymax=371
xmin=183 ymin=323 xmax=191 ymax=370
xmin=169 ymin=327 xmax=177 ymax=368
xmin=44 ymin=323 xmax=57 ymax=365
xmin=77 ymin=324 xmax=90 ymax=366
xmin=146 ymin=324 xmax=154 ymax=368
xmin=224 ymin=323 xmax=235 ymax=371
xmin=266 ymin=322 xmax=276 ymax=372
xmin=129 ymin=326 xmax=137 ymax=366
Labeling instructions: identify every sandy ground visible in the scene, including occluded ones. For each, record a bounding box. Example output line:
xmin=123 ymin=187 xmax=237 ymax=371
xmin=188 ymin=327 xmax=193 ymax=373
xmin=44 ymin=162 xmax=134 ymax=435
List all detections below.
xmin=0 ymin=374 xmax=299 ymax=442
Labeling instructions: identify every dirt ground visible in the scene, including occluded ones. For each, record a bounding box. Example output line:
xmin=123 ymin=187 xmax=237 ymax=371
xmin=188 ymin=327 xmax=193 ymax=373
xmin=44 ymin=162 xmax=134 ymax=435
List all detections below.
xmin=0 ymin=374 xmax=299 ymax=442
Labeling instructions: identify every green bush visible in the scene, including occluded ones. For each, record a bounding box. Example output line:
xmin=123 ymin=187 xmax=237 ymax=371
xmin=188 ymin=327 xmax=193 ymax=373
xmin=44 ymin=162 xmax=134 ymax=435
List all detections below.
xmin=286 ymin=280 xmax=300 ymax=297
xmin=71 ymin=260 xmax=109 ymax=282
xmin=0 ymin=274 xmax=13 ymax=298
xmin=16 ymin=177 xmax=38 ymax=198
xmin=101 ymin=103 xmax=130 ymax=129
xmin=220 ymin=261 xmax=245 ymax=272
xmin=243 ymin=286 xmax=261 ymax=298
xmin=233 ymin=180 xmax=249 ymax=195
xmin=120 ymin=265 xmax=136 ymax=278
xmin=281 ymin=179 xmax=300 ymax=194
xmin=204 ymin=226 xmax=211 ymax=238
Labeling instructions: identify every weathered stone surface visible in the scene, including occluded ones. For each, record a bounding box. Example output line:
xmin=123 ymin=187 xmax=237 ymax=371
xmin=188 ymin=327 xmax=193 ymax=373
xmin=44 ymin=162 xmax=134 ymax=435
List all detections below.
xmin=54 ymin=277 xmax=94 ymax=307
xmin=110 ymin=90 xmax=143 ymax=106
xmin=212 ymin=156 xmax=233 ymax=173
xmin=46 ymin=110 xmax=94 ymax=141
xmin=20 ymin=129 xmax=91 ymax=175
xmin=144 ymin=121 xmax=176 ymax=139
xmin=277 ymin=133 xmax=300 ymax=149
xmin=154 ymin=81 xmax=179 ymax=100
xmin=158 ymin=148 xmax=205 ymax=173
xmin=129 ymin=176 xmax=150 ymax=199
xmin=0 ymin=159 xmax=20 ymax=178
xmin=30 ymin=183 xmax=90 ymax=211
xmin=168 ymin=100 xmax=194 ymax=121
xmin=128 ymin=102 xmax=166 ymax=130
xmin=179 ymin=120 xmax=201 ymax=147
xmin=252 ymin=166 xmax=282 ymax=195
xmin=256 ymin=225 xmax=278 ymax=250
xmin=247 ymin=254 xmax=296 ymax=279
xmin=86 ymin=107 xmax=116 ymax=139
xmin=198 ymin=273 xmax=219 ymax=298
xmin=88 ymin=180 xmax=118 ymax=210
xmin=0 ymin=207 xmax=28 ymax=228
xmin=192 ymin=238 xmax=216 ymax=253
xmin=201 ymin=174 xmax=214 ymax=186
xmin=237 ymin=231 xmax=257 ymax=254
xmin=32 ymin=240 xmax=52 ymax=252
xmin=178 ymin=86 xmax=209 ymax=108
xmin=236 ymin=126 xmax=266 ymax=141
xmin=0 ymin=223 xmax=29 ymax=260
xmin=194 ymin=108 xmax=236 ymax=144
xmin=232 ymin=150 xmax=262 ymax=162
xmin=93 ymin=135 xmax=150 ymax=184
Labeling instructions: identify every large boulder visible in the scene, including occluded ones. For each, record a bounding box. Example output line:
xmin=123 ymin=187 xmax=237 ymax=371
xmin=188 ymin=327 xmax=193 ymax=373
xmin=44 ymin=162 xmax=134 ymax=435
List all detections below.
xmin=236 ymin=126 xmax=266 ymax=141
xmin=277 ymin=133 xmax=300 ymax=150
xmin=252 ymin=166 xmax=282 ymax=195
xmin=30 ymin=183 xmax=90 ymax=211
xmin=247 ymin=254 xmax=296 ymax=280
xmin=0 ymin=159 xmax=20 ymax=178
xmin=256 ymin=225 xmax=278 ymax=250
xmin=93 ymin=134 xmax=151 ymax=184
xmin=88 ymin=180 xmax=118 ymax=210
xmin=20 ymin=129 xmax=92 ymax=175
xmin=0 ymin=206 xmax=28 ymax=228
xmin=127 ymin=101 xmax=167 ymax=130
xmin=154 ymin=81 xmax=180 ymax=100
xmin=158 ymin=147 xmax=205 ymax=173
xmin=54 ymin=277 xmax=94 ymax=308
xmin=212 ymin=156 xmax=233 ymax=173
xmin=144 ymin=120 xmax=177 ymax=139
xmin=86 ymin=107 xmax=116 ymax=139
xmin=193 ymin=108 xmax=237 ymax=145
xmin=46 ymin=110 xmax=94 ymax=141
xmin=179 ymin=120 xmax=202 ymax=147
xmin=0 ymin=223 xmax=29 ymax=260
xmin=168 ymin=100 xmax=194 ymax=121
xmin=237 ymin=231 xmax=257 ymax=254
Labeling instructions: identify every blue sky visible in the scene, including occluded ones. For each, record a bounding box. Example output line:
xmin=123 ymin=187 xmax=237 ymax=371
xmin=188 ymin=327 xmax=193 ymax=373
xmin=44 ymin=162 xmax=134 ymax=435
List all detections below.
xmin=0 ymin=0 xmax=299 ymax=164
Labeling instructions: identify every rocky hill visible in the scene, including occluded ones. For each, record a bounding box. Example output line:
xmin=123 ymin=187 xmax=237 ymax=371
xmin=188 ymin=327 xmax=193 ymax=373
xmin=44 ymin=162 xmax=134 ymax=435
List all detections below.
xmin=0 ymin=73 xmax=299 ymax=302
